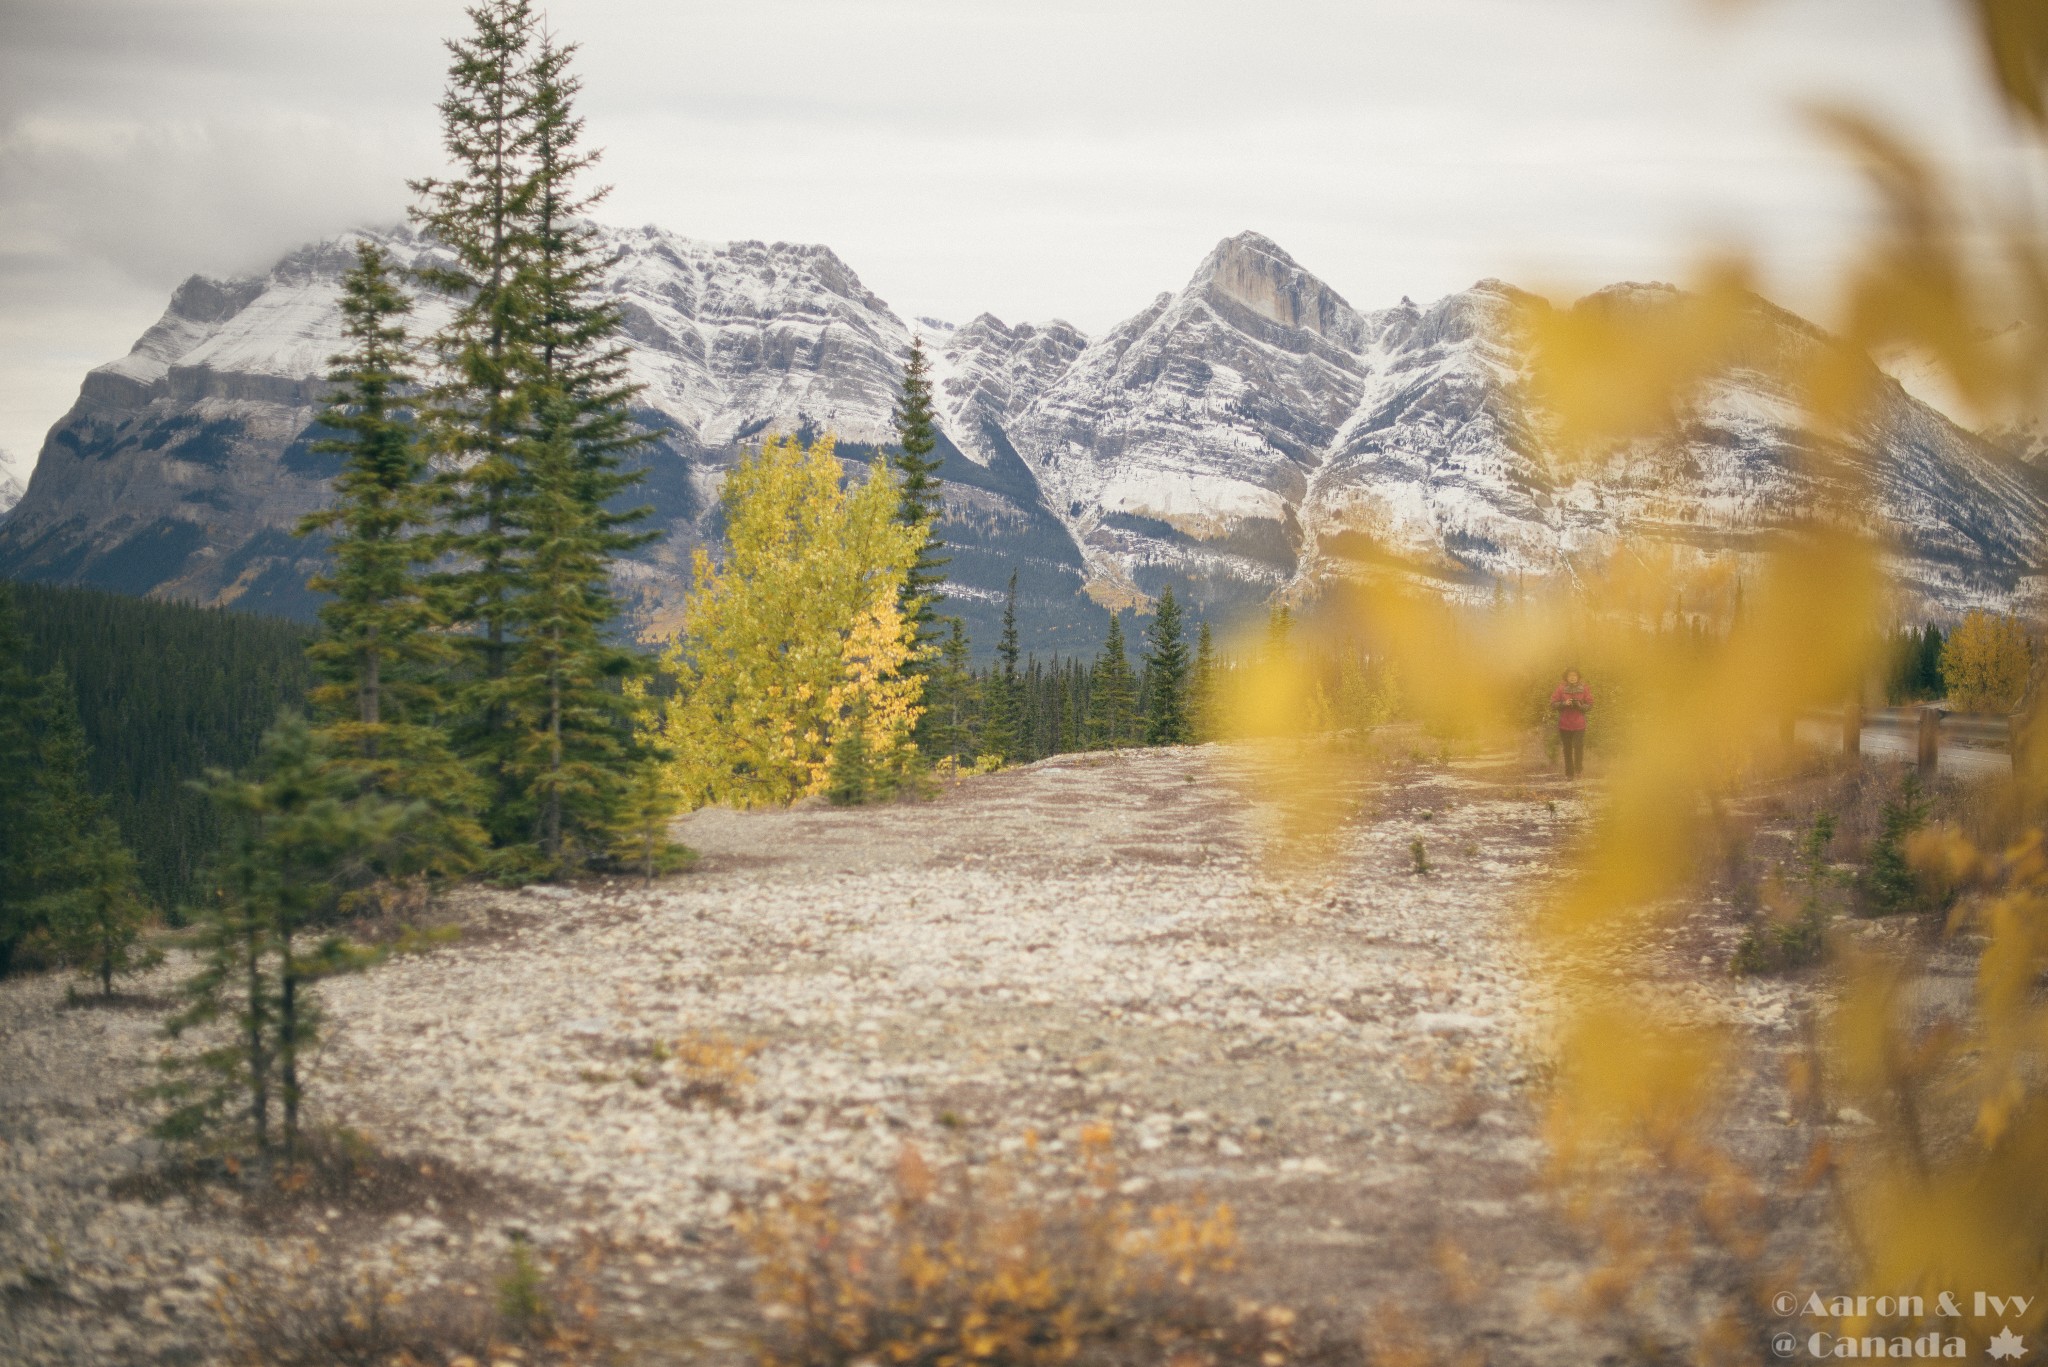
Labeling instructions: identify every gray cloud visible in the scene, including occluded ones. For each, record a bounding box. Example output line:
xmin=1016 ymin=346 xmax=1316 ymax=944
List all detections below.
xmin=0 ymin=0 xmax=2023 ymax=481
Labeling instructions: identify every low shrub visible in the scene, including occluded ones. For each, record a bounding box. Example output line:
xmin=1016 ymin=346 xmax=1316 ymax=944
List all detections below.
xmin=740 ymin=1126 xmax=1301 ymax=1367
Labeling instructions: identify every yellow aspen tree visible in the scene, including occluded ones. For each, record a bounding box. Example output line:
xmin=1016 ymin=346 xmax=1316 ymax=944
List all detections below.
xmin=1939 ymin=609 xmax=2030 ymax=713
xmin=809 ymin=589 xmax=925 ymax=796
xmin=657 ymin=435 xmax=922 ymax=808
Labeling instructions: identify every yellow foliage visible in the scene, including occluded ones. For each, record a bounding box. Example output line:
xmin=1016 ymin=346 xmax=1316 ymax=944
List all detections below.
xmin=1218 ymin=6 xmax=2048 ymax=1351
xmin=808 ymin=588 xmax=925 ymax=795
xmin=655 ymin=434 xmax=924 ymax=808
xmin=662 ymin=1030 xmax=759 ymax=1109
xmin=742 ymin=1133 xmax=1254 ymax=1367
xmin=1940 ymin=609 xmax=2031 ymax=713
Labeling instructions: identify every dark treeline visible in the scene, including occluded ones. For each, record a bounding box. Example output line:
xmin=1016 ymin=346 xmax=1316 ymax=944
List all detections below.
xmin=10 ymin=581 xmax=312 ymax=913
xmin=920 ymin=581 xmax=1210 ymax=767
xmin=1883 ymin=623 xmax=1945 ymax=704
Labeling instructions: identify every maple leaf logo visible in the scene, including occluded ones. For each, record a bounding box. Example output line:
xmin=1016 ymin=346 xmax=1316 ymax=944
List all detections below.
xmin=1988 ymin=1326 xmax=2029 ymax=1361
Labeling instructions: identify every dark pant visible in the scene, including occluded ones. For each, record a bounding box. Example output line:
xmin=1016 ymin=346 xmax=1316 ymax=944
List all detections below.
xmin=1560 ymin=729 xmax=1584 ymax=778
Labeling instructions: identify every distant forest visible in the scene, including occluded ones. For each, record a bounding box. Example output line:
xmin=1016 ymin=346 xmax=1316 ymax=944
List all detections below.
xmin=10 ymin=581 xmax=311 ymax=914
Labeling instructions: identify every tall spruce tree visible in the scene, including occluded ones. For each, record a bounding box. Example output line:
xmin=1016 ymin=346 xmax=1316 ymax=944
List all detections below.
xmin=1050 ymin=656 xmax=1073 ymax=756
xmin=1191 ymin=620 xmax=1218 ymax=741
xmin=981 ymin=572 xmax=1023 ymax=762
xmin=893 ymin=341 xmax=949 ymax=638
xmin=44 ymin=818 xmax=154 ymax=998
xmin=28 ymin=669 xmax=154 ymax=995
xmin=925 ymin=619 xmax=977 ymax=764
xmin=0 ymin=585 xmax=45 ymax=974
xmin=1143 ymin=586 xmax=1192 ymax=746
xmin=0 ymin=590 xmax=149 ymax=983
xmin=298 ymin=242 xmax=483 ymax=884
xmin=494 ymin=30 xmax=659 ymax=871
xmin=1089 ymin=611 xmax=1137 ymax=749
xmin=413 ymin=0 xmax=542 ymax=832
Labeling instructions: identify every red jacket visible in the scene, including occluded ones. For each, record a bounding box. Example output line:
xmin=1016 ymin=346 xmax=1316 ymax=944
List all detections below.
xmin=1551 ymin=684 xmax=1591 ymax=732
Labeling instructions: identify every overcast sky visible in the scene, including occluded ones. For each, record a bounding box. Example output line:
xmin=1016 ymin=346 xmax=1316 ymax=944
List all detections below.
xmin=0 ymin=0 xmax=2024 ymax=481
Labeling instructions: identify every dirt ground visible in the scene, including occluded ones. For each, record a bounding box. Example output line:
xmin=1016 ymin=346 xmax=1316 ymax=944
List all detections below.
xmin=1 ymin=739 xmax=1855 ymax=1366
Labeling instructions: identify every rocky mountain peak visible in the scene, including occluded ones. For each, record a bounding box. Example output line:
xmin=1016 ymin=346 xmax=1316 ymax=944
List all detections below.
xmin=1189 ymin=230 xmax=1361 ymax=343
xmin=166 ymin=274 xmax=265 ymax=326
xmin=3 ymin=224 xmax=2043 ymax=646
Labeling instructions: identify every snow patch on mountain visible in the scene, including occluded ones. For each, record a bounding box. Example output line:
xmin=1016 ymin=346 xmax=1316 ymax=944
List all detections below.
xmin=3 ymin=221 xmax=2043 ymax=633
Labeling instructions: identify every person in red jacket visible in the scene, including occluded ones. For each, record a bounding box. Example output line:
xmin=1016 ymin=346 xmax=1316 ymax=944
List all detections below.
xmin=1551 ymin=667 xmax=1592 ymax=778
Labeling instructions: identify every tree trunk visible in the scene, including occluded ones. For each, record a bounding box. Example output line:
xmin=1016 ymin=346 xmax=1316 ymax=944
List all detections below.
xmin=245 ymin=915 xmax=269 ymax=1161
xmin=361 ymin=627 xmax=380 ymax=759
xmin=280 ymin=947 xmax=299 ymax=1163
xmin=545 ymin=653 xmax=563 ymax=861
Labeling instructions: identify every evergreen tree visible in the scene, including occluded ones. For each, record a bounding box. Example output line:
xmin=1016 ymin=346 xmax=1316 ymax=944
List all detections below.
xmin=413 ymin=0 xmax=543 ymax=831
xmin=1191 ymin=620 xmax=1218 ymax=741
xmin=0 ymin=607 xmax=151 ymax=983
xmin=415 ymin=10 xmax=660 ymax=868
xmin=0 ymin=585 xmax=46 ymax=974
xmin=826 ymin=693 xmax=876 ymax=805
xmin=10 ymin=582 xmax=312 ymax=916
xmin=159 ymin=714 xmax=403 ymax=1162
xmin=893 ymin=339 xmax=950 ymax=759
xmin=607 ymin=683 xmax=693 ymax=880
xmin=298 ymin=242 xmax=483 ymax=885
xmin=1050 ymin=656 xmax=1073 ymax=756
xmin=1143 ymin=587 xmax=1192 ymax=745
xmin=1089 ymin=612 xmax=1137 ymax=749
xmin=502 ymin=32 xmax=658 ymax=870
xmin=43 ymin=820 xmax=154 ymax=998
xmin=28 ymin=669 xmax=155 ymax=995
xmin=924 ymin=620 xmax=977 ymax=764
xmin=981 ymin=572 xmax=1022 ymax=762
xmin=1265 ymin=603 xmax=1293 ymax=657
xmin=1920 ymin=623 xmax=1946 ymax=697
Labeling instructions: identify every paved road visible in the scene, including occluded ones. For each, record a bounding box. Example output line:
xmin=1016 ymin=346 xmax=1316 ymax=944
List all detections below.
xmin=1793 ymin=719 xmax=2012 ymax=777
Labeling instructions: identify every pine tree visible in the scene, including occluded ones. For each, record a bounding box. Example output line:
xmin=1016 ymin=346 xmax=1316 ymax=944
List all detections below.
xmin=159 ymin=714 xmax=402 ymax=1161
xmin=0 ymin=585 xmax=47 ymax=975
xmin=1919 ymin=623 xmax=1946 ymax=697
xmin=28 ymin=669 xmax=155 ymax=995
xmin=924 ymin=619 xmax=977 ymax=765
xmin=980 ymin=572 xmax=1023 ymax=762
xmin=43 ymin=820 xmax=155 ymax=998
xmin=826 ymin=693 xmax=876 ymax=805
xmin=10 ymin=582 xmax=314 ymax=915
xmin=501 ymin=32 xmax=659 ymax=871
xmin=1089 ymin=612 xmax=1137 ymax=749
xmin=1265 ymin=603 xmax=1293 ymax=657
xmin=894 ymin=338 xmax=950 ymax=755
xmin=1049 ymin=656 xmax=1073 ymax=756
xmin=1143 ymin=587 xmax=1192 ymax=746
xmin=413 ymin=0 xmax=543 ymax=833
xmin=298 ymin=242 xmax=483 ymax=885
xmin=1191 ymin=620 xmax=1218 ymax=741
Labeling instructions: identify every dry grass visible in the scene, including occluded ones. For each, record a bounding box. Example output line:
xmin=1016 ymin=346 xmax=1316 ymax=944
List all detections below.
xmin=205 ymin=1235 xmax=612 ymax=1367
xmin=741 ymin=1126 xmax=1339 ymax=1367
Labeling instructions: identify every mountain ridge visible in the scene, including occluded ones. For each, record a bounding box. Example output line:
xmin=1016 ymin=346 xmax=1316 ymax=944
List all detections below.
xmin=2 ymin=223 xmax=2041 ymax=647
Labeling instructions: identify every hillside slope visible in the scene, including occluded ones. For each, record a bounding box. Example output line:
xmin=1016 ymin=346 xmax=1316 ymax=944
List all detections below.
xmin=4 ymin=227 xmax=2041 ymax=642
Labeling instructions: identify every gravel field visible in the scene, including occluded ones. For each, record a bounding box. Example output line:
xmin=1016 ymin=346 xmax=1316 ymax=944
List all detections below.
xmin=1 ymin=741 xmax=1827 ymax=1366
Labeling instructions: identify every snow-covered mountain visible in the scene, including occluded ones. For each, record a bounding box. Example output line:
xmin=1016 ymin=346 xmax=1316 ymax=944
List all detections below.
xmin=3 ymin=225 xmax=2042 ymax=647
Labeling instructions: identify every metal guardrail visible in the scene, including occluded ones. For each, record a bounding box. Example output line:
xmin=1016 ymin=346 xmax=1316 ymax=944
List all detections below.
xmin=1805 ymin=706 xmax=2012 ymax=744
xmin=1794 ymin=704 xmax=2017 ymax=777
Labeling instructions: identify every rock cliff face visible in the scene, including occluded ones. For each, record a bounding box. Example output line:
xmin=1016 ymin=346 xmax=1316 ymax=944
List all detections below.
xmin=4 ymin=225 xmax=2042 ymax=646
